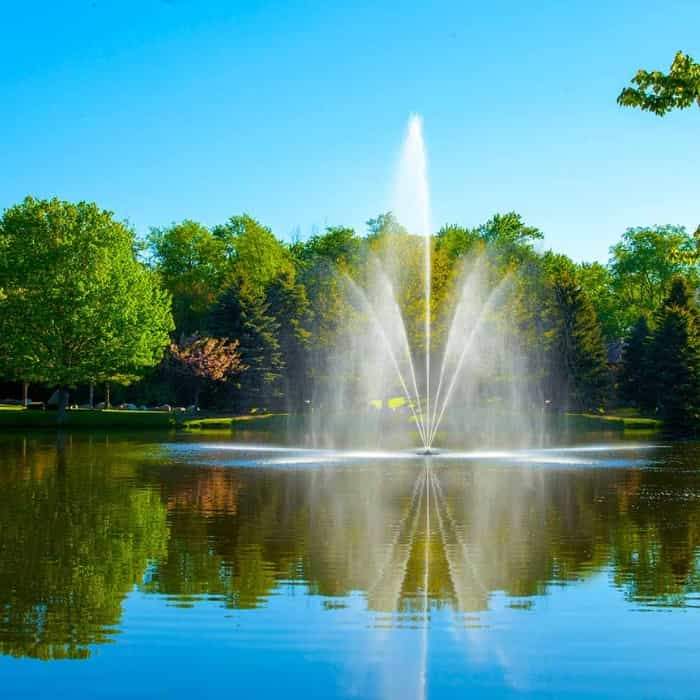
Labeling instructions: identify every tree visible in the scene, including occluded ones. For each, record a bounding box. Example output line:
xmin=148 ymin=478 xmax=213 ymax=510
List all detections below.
xmin=576 ymin=261 xmax=623 ymax=341
xmin=648 ymin=278 xmax=700 ymax=432
xmin=148 ymin=220 xmax=228 ymax=336
xmin=435 ymin=224 xmax=482 ymax=261
xmin=167 ymin=335 xmax=246 ymax=408
xmin=213 ymin=214 xmax=291 ymax=295
xmin=266 ymin=268 xmax=312 ymax=409
xmin=209 ymin=282 xmax=283 ymax=409
xmin=477 ymin=212 xmax=543 ymax=261
xmin=366 ymin=212 xmax=408 ymax=239
xmin=618 ymin=51 xmax=700 ymax=116
xmin=292 ymin=226 xmax=362 ymax=268
xmin=0 ymin=197 xmax=173 ymax=418
xmin=545 ymin=271 xmax=610 ymax=410
xmin=618 ymin=316 xmax=653 ymax=411
xmin=609 ymin=225 xmax=699 ymax=333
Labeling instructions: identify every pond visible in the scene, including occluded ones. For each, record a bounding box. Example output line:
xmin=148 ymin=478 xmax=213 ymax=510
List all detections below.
xmin=1 ymin=431 xmax=699 ymax=699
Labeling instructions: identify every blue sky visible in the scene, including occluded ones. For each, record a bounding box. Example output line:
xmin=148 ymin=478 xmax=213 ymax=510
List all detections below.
xmin=1 ymin=0 xmax=698 ymax=261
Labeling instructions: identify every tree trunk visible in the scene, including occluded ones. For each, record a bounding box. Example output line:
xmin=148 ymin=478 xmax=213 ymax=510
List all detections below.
xmin=105 ymin=383 xmax=111 ymax=409
xmin=57 ymin=387 xmax=70 ymax=424
xmin=89 ymin=382 xmax=95 ymax=409
xmin=194 ymin=386 xmax=201 ymax=409
xmin=22 ymin=382 xmax=29 ymax=407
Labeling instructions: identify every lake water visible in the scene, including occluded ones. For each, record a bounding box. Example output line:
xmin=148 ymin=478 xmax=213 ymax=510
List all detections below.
xmin=1 ymin=430 xmax=699 ymax=699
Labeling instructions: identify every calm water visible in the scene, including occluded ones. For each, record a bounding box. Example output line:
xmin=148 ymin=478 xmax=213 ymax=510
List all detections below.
xmin=1 ymin=431 xmax=699 ymax=699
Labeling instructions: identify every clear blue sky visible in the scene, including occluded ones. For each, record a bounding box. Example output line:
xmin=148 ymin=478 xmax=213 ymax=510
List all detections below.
xmin=1 ymin=0 xmax=698 ymax=261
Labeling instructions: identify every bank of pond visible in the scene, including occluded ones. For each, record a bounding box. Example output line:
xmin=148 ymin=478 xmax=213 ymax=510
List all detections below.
xmin=0 ymin=404 xmax=663 ymax=434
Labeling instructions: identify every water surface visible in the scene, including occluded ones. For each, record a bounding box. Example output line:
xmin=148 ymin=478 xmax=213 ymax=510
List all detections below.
xmin=1 ymin=432 xmax=699 ymax=699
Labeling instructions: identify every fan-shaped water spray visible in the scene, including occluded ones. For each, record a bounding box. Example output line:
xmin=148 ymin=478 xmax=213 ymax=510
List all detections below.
xmin=311 ymin=115 xmax=540 ymax=453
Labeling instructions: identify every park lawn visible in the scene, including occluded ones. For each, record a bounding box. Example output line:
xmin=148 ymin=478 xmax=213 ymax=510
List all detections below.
xmin=565 ymin=410 xmax=662 ymax=431
xmin=0 ymin=407 xmax=173 ymax=429
xmin=183 ymin=413 xmax=292 ymax=431
xmin=0 ymin=404 xmax=663 ymax=433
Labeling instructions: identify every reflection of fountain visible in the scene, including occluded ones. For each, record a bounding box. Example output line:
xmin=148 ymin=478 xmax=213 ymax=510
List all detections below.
xmin=420 ymin=460 xmax=431 ymax=700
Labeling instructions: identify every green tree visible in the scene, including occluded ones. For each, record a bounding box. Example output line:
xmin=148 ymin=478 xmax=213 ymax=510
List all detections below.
xmin=366 ymin=212 xmax=408 ymax=239
xmin=213 ymin=214 xmax=291 ymax=295
xmin=546 ymin=271 xmax=610 ymax=410
xmin=292 ymin=225 xmax=362 ymax=268
xmin=609 ymin=225 xmax=699 ymax=332
xmin=266 ymin=268 xmax=312 ymax=409
xmin=577 ymin=261 xmax=623 ymax=341
xmin=618 ymin=51 xmax=700 ymax=115
xmin=148 ymin=220 xmax=228 ymax=336
xmin=618 ymin=316 xmax=653 ymax=411
xmin=0 ymin=197 xmax=173 ymax=417
xmin=209 ymin=282 xmax=283 ymax=409
xmin=648 ymin=278 xmax=700 ymax=432
xmin=477 ymin=212 xmax=543 ymax=263
xmin=435 ymin=224 xmax=482 ymax=261
xmin=292 ymin=227 xmax=365 ymax=396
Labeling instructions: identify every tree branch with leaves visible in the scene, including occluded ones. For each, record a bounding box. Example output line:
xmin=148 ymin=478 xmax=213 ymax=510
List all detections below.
xmin=618 ymin=51 xmax=700 ymax=116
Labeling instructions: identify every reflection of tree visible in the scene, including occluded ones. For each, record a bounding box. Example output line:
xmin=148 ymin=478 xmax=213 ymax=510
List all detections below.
xmin=609 ymin=466 xmax=700 ymax=605
xmin=145 ymin=445 xmax=700 ymax=614
xmin=0 ymin=435 xmax=168 ymax=659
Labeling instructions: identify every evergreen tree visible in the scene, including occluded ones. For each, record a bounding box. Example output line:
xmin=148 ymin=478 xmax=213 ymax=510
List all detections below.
xmin=648 ymin=278 xmax=700 ymax=432
xmin=266 ymin=268 xmax=312 ymax=410
xmin=619 ymin=316 xmax=653 ymax=410
xmin=547 ymin=272 xmax=610 ymax=410
xmin=209 ymin=282 xmax=283 ymax=409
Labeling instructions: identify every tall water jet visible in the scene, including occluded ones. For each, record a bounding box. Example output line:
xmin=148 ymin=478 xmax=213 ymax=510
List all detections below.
xmin=393 ymin=115 xmax=433 ymax=447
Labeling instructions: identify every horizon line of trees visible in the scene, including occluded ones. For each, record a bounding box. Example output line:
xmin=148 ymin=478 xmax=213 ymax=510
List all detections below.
xmin=0 ymin=196 xmax=698 ymax=431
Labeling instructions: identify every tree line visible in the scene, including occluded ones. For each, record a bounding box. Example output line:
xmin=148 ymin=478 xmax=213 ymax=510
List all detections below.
xmin=0 ymin=196 xmax=698 ymax=430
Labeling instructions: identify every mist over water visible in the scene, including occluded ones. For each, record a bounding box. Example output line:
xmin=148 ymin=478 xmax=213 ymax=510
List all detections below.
xmin=310 ymin=116 xmax=544 ymax=451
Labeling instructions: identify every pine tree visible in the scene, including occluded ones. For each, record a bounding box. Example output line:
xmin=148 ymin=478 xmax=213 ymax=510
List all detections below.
xmin=547 ymin=272 xmax=610 ymax=410
xmin=209 ymin=282 xmax=283 ymax=409
xmin=648 ymin=277 xmax=700 ymax=432
xmin=619 ymin=316 xmax=653 ymax=410
xmin=266 ymin=268 xmax=312 ymax=410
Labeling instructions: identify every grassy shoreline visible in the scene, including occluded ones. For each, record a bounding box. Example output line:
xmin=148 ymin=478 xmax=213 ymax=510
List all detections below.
xmin=0 ymin=406 xmax=174 ymax=429
xmin=0 ymin=405 xmax=663 ymax=433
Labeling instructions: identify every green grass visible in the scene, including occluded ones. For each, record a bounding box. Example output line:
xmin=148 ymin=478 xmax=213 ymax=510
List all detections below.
xmin=0 ymin=407 xmax=173 ymax=429
xmin=183 ymin=416 xmax=235 ymax=430
xmin=182 ymin=412 xmax=312 ymax=432
xmin=1 ymin=402 xmax=663 ymax=434
xmin=564 ymin=411 xmax=662 ymax=431
xmin=182 ymin=413 xmax=295 ymax=431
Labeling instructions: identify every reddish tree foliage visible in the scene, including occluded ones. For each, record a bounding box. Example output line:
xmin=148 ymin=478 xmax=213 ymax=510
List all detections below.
xmin=168 ymin=335 xmax=246 ymax=406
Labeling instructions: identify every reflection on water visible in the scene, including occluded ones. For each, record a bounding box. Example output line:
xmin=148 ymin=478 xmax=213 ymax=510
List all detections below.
xmin=1 ymin=433 xmax=700 ymax=698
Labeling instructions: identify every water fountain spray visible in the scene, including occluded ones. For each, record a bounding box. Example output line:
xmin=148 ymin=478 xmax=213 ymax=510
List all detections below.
xmin=314 ymin=115 xmax=535 ymax=454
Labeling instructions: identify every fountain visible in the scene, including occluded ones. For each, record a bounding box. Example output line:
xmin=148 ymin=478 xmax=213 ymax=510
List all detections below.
xmin=310 ymin=115 xmax=539 ymax=453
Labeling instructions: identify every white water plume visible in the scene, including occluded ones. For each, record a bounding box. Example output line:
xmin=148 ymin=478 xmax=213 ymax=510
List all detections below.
xmin=310 ymin=115 xmax=543 ymax=451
